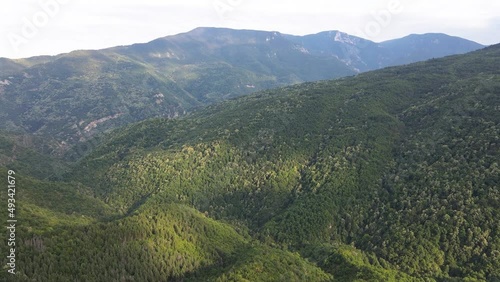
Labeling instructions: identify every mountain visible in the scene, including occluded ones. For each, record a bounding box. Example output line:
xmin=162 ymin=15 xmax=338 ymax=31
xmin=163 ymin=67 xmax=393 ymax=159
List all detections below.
xmin=379 ymin=33 xmax=486 ymax=66
xmin=0 ymin=56 xmax=55 ymax=77
xmin=0 ymin=58 xmax=26 ymax=77
xmin=284 ymin=31 xmax=383 ymax=72
xmin=0 ymin=28 xmax=484 ymax=151
xmin=112 ymin=27 xmax=354 ymax=82
xmin=1 ymin=43 xmax=498 ymax=281
xmin=285 ymin=31 xmax=484 ymax=71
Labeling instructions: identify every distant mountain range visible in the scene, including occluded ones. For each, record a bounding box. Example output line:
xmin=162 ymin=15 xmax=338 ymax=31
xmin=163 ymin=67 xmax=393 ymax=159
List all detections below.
xmin=285 ymin=31 xmax=484 ymax=71
xmin=0 ymin=27 xmax=485 ymax=149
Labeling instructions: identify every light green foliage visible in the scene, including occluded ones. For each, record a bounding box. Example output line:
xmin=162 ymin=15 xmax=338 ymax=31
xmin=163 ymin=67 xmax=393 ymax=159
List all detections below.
xmin=0 ymin=45 xmax=499 ymax=281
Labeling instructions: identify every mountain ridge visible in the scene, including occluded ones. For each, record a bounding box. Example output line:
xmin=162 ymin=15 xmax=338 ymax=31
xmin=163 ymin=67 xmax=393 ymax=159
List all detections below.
xmin=0 ymin=42 xmax=498 ymax=281
xmin=0 ymin=27 xmax=487 ymax=153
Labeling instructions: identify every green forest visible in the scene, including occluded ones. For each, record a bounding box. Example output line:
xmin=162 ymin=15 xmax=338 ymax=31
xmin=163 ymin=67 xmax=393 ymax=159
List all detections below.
xmin=0 ymin=44 xmax=499 ymax=281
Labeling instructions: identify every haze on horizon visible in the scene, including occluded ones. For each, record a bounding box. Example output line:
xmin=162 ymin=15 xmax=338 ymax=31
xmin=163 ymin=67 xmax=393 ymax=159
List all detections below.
xmin=1 ymin=0 xmax=499 ymax=59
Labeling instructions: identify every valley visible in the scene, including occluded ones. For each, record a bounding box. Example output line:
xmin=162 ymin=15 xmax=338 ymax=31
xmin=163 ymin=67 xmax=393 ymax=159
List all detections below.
xmin=0 ymin=39 xmax=498 ymax=281
xmin=0 ymin=28 xmax=483 ymax=150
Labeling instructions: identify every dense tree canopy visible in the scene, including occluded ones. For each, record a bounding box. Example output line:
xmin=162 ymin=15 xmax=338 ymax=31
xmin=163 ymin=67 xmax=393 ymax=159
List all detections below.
xmin=0 ymin=44 xmax=499 ymax=281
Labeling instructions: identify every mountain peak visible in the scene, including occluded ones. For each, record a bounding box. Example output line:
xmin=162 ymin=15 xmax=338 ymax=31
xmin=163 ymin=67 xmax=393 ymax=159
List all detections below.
xmin=331 ymin=31 xmax=358 ymax=45
xmin=0 ymin=27 xmax=486 ymax=144
xmin=382 ymin=32 xmax=484 ymax=46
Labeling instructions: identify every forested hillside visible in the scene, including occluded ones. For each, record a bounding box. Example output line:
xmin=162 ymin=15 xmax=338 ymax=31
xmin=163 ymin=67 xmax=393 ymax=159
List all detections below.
xmin=0 ymin=28 xmax=483 ymax=149
xmin=0 ymin=44 xmax=498 ymax=281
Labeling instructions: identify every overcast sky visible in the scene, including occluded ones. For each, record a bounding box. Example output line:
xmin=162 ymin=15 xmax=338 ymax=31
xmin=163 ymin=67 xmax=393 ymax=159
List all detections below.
xmin=1 ymin=0 xmax=499 ymax=59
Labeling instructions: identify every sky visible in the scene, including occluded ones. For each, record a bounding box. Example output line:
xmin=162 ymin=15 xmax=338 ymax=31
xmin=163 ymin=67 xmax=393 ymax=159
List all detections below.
xmin=1 ymin=0 xmax=499 ymax=59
